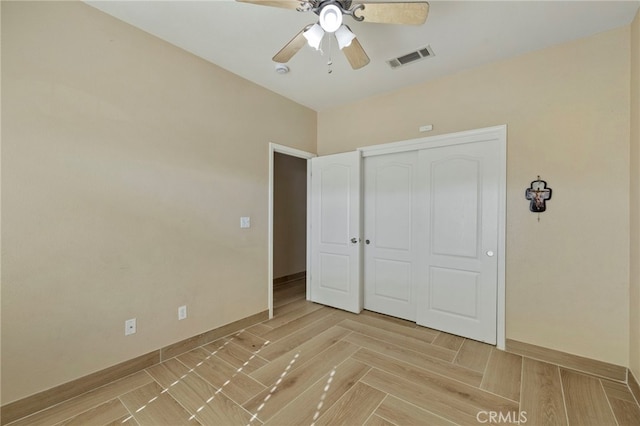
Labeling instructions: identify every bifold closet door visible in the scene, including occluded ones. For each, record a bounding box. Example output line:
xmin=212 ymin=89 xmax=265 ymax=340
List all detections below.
xmin=309 ymin=151 xmax=362 ymax=314
xmin=363 ymin=151 xmax=419 ymax=321
xmin=416 ymin=139 xmax=500 ymax=344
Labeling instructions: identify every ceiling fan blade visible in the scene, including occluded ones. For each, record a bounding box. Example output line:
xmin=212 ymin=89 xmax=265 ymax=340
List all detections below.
xmin=356 ymin=2 xmax=429 ymax=25
xmin=272 ymin=27 xmax=309 ymax=63
xmin=342 ymin=38 xmax=370 ymax=69
xmin=236 ymin=0 xmax=302 ymax=10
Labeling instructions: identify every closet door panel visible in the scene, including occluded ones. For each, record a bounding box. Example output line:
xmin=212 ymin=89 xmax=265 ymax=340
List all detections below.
xmin=364 ymin=152 xmax=419 ymax=321
xmin=431 ymin=157 xmax=480 ymax=259
xmin=373 ymin=258 xmax=411 ymax=302
xmin=416 ymin=140 xmax=500 ymax=344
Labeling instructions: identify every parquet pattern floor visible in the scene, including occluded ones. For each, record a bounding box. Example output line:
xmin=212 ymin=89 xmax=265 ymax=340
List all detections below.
xmin=8 ymin=279 xmax=640 ymax=425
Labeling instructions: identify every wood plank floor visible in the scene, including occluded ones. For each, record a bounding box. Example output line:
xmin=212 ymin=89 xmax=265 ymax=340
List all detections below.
xmin=8 ymin=278 xmax=640 ymax=425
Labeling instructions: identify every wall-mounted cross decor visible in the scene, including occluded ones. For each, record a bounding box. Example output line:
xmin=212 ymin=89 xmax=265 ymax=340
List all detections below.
xmin=525 ymin=176 xmax=552 ymax=220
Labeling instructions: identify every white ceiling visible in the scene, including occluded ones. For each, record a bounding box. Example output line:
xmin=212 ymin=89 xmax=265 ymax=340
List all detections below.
xmin=86 ymin=0 xmax=639 ymax=111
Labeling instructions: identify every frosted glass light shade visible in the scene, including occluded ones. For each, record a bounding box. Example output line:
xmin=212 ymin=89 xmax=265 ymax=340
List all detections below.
xmin=335 ymin=25 xmax=356 ymax=49
xmin=303 ymin=23 xmax=325 ymax=50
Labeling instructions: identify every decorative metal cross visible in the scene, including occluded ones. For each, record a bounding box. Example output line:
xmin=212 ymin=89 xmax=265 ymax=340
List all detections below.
xmin=525 ymin=176 xmax=552 ymax=216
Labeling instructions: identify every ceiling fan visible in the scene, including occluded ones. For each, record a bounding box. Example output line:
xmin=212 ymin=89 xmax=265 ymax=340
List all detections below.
xmin=238 ymin=0 xmax=429 ymax=70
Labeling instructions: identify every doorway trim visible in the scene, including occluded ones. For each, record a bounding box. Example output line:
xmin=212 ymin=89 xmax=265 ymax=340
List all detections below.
xmin=268 ymin=143 xmax=316 ymax=319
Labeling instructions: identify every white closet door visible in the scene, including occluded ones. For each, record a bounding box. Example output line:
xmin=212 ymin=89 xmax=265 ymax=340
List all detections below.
xmin=310 ymin=151 xmax=362 ymax=314
xmin=364 ymin=152 xmax=419 ymax=321
xmin=416 ymin=139 xmax=500 ymax=344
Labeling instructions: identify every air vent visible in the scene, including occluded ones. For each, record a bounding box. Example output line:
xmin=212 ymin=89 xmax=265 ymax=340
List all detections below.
xmin=387 ymin=45 xmax=435 ymax=69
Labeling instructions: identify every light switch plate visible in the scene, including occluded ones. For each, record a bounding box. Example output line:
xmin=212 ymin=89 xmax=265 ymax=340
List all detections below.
xmin=240 ymin=217 xmax=250 ymax=228
xmin=178 ymin=305 xmax=187 ymax=320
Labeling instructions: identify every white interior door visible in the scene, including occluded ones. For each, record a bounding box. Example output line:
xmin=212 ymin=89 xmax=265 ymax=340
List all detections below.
xmin=310 ymin=151 xmax=362 ymax=314
xmin=416 ymin=140 xmax=500 ymax=344
xmin=364 ymin=152 xmax=419 ymax=321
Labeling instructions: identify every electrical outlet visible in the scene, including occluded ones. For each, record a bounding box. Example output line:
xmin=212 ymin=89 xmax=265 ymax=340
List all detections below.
xmin=125 ymin=318 xmax=136 ymax=336
xmin=178 ymin=305 xmax=187 ymax=320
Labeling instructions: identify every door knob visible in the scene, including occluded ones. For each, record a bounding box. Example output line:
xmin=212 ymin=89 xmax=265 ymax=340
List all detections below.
xmin=351 ymin=237 xmax=359 ymax=244
xmin=365 ymin=239 xmax=370 ymax=245
xmin=486 ymin=250 xmax=495 ymax=257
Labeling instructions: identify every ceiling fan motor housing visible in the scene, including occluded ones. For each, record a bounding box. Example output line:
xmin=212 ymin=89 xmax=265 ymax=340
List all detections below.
xmin=312 ymin=0 xmax=353 ymax=16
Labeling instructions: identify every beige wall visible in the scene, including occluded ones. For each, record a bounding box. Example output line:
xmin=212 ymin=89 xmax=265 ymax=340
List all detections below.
xmin=630 ymin=9 xmax=640 ymax=382
xmin=2 ymin=0 xmax=637 ymax=405
xmin=1 ymin=1 xmax=316 ymax=404
xmin=273 ymin=153 xmax=307 ymax=279
xmin=319 ymin=27 xmax=631 ymax=366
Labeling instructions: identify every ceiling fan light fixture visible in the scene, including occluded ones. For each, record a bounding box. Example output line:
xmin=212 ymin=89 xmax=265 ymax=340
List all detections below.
xmin=335 ymin=25 xmax=355 ymax=49
xmin=303 ymin=23 xmax=324 ymax=50
xmin=319 ymin=4 xmax=342 ymax=33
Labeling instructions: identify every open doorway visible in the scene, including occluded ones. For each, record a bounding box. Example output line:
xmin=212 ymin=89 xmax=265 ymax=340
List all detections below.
xmin=273 ymin=152 xmax=307 ymax=310
xmin=268 ymin=144 xmax=315 ymax=318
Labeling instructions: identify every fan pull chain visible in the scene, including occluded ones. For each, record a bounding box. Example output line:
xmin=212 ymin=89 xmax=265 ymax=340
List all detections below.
xmin=326 ymin=35 xmax=333 ymax=74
